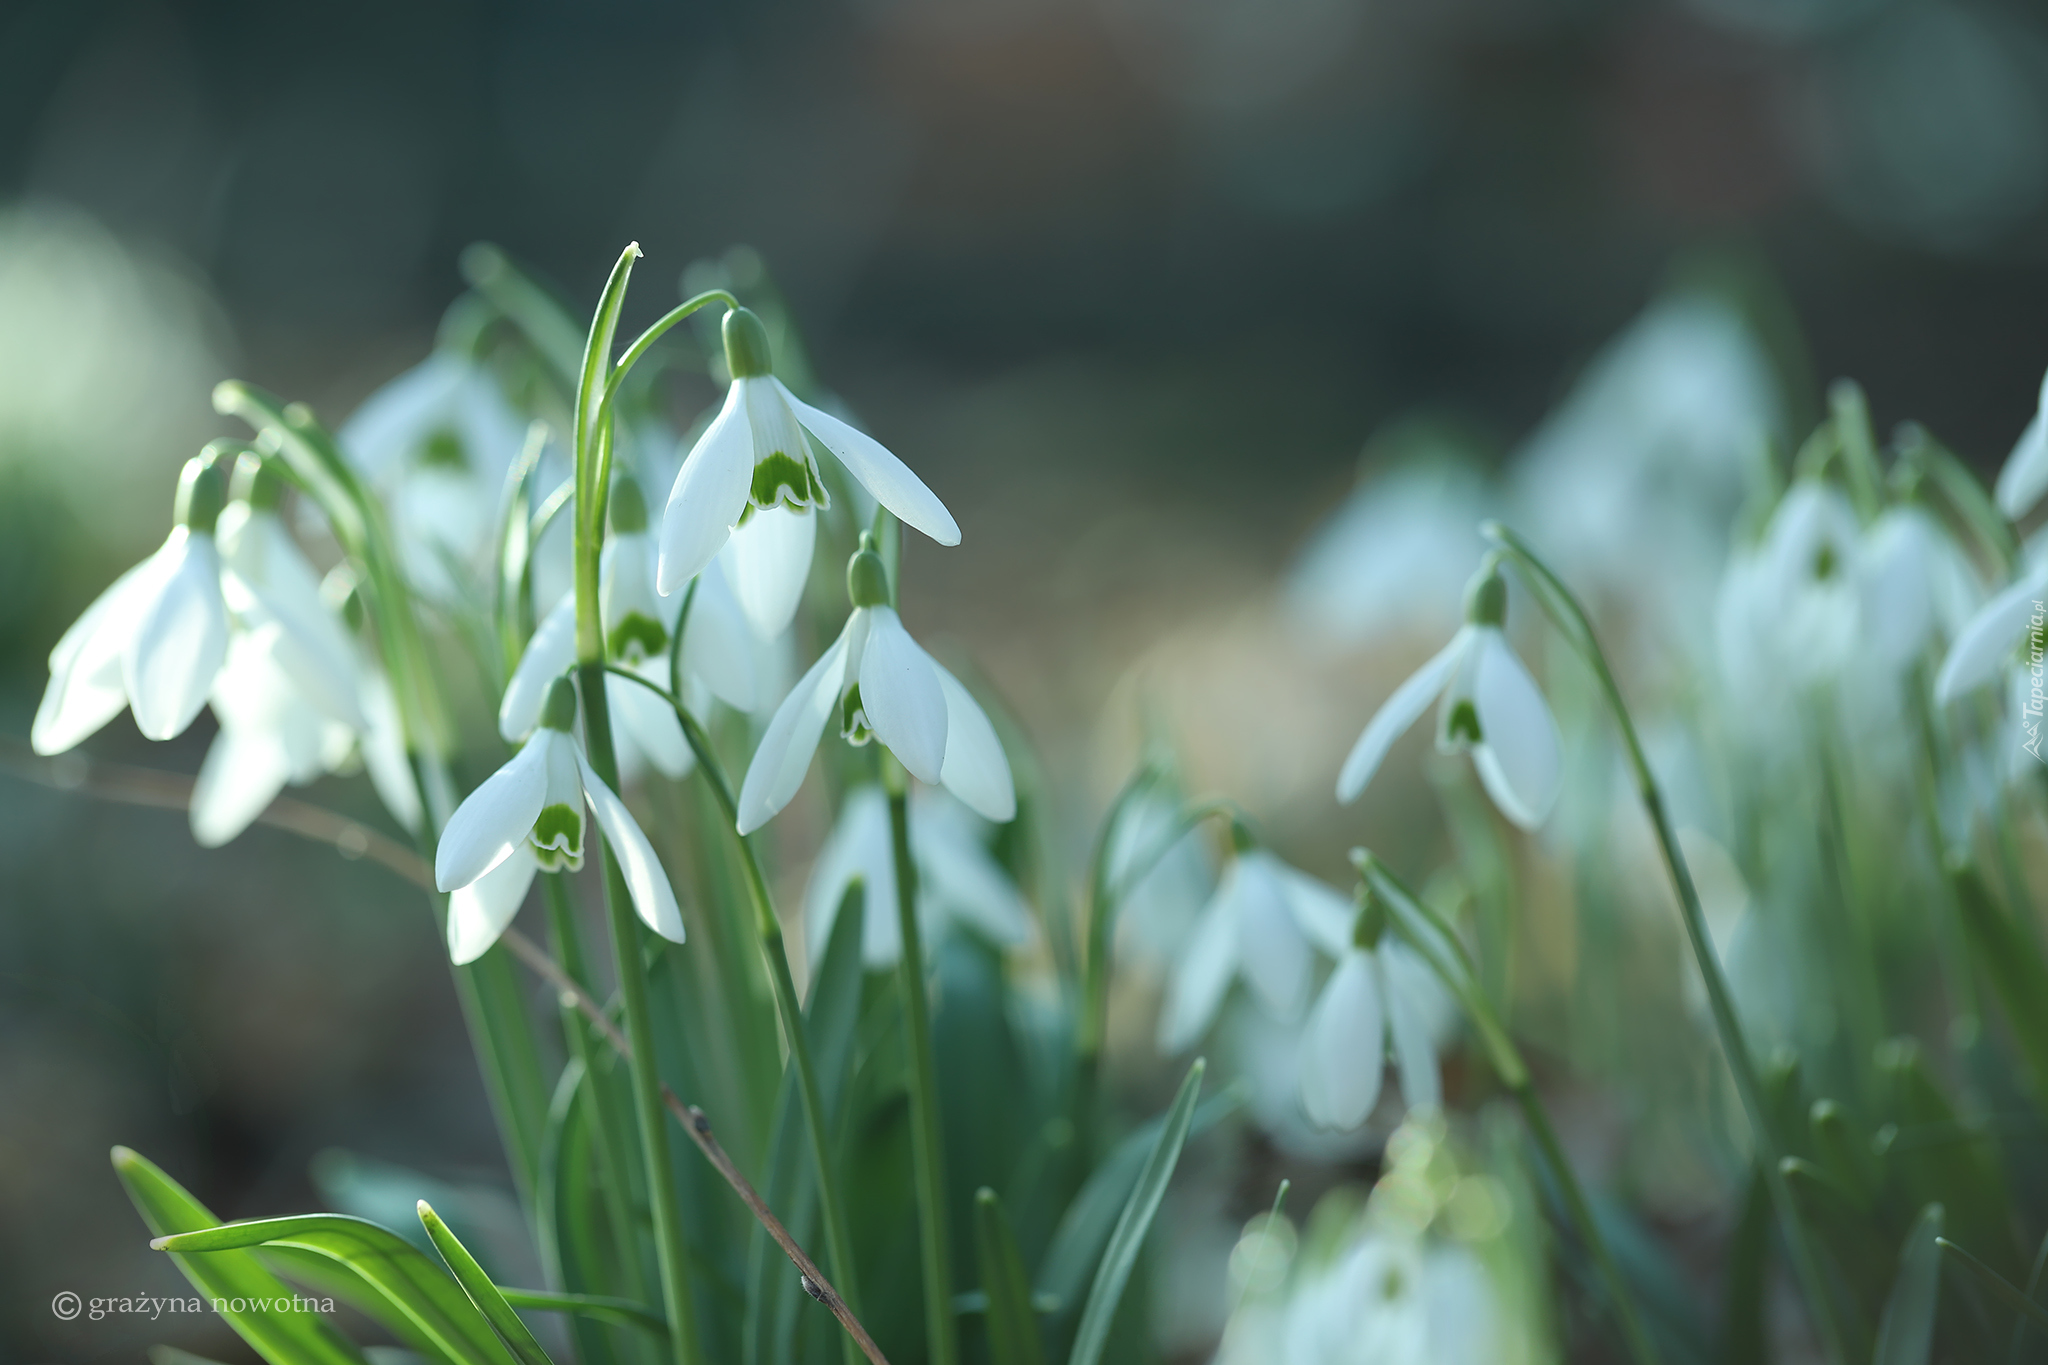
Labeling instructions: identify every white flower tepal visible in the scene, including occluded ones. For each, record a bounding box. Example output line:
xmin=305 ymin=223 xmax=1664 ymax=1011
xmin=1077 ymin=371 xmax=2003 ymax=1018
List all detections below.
xmin=1335 ymin=565 xmax=1562 ymax=830
xmin=1994 ymin=365 xmax=2048 ymax=521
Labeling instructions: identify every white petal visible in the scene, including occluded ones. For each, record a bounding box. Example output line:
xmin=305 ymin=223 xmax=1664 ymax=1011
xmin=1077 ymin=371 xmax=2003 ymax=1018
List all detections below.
xmin=914 ymin=800 xmax=1032 ymax=949
xmin=577 ymin=750 xmax=687 ymax=943
xmin=1300 ymin=952 xmax=1385 ymax=1130
xmin=436 ymin=736 xmax=551 ymax=889
xmin=1469 ymin=628 xmax=1562 ymax=829
xmin=1937 ymin=572 xmax=2046 ymax=703
xmin=779 ymin=381 xmax=960 ymax=547
xmin=1997 ymin=402 xmax=2048 ymax=521
xmin=736 ymin=626 xmax=855 ymax=834
xmin=223 ymin=579 xmax=366 ymax=729
xmin=360 ymin=666 xmax=423 ymax=834
xmin=499 ymin=592 xmax=578 ymax=741
xmin=806 ymin=786 xmax=900 ymax=968
xmin=657 ymin=383 xmax=754 ymax=595
xmin=682 ymin=559 xmax=762 ymax=711
xmin=858 ymin=607 xmax=949 ymax=785
xmin=1234 ymin=853 xmax=1313 ymax=1021
xmin=608 ymin=662 xmax=694 ymax=779
xmin=928 ymin=662 xmax=1015 ymax=822
xmin=1384 ymin=952 xmax=1444 ymax=1113
xmin=1336 ymin=631 xmax=1466 ymax=803
xmin=1157 ymin=881 xmax=1239 ymax=1054
xmin=448 ymin=846 xmax=539 ymax=965
xmin=190 ymin=725 xmax=292 ymax=848
xmin=124 ymin=530 xmax=229 ymax=741
xmin=1274 ymin=864 xmax=1356 ymax=958
xmin=32 ymin=561 xmax=154 ymax=754
xmin=337 ymin=352 xmax=468 ymax=479
xmin=722 ymin=504 xmax=817 ymax=640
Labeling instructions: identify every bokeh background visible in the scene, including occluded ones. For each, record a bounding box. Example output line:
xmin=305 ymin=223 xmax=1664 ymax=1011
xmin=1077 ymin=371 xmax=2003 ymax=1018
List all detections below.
xmin=5 ymin=0 xmax=2048 ymax=1358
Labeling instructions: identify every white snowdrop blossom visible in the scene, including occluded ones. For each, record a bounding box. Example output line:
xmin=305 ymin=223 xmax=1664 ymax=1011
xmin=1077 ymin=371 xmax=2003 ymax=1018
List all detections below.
xmin=1298 ymin=918 xmax=1453 ymax=1131
xmin=436 ymin=678 xmax=685 ymax=964
xmin=1994 ymin=365 xmax=2048 ymax=521
xmin=1335 ymin=567 xmax=1562 ymax=830
xmin=500 ymin=480 xmax=764 ymax=784
xmin=736 ymin=541 xmax=1014 ymax=835
xmin=656 ymin=307 xmax=960 ymax=625
xmin=1275 ymin=1229 xmax=1503 ymax=1365
xmin=804 ymin=785 xmax=1034 ymax=968
xmin=1937 ymin=564 xmax=2048 ymax=704
xmin=1157 ymin=840 xmax=1354 ymax=1055
xmin=338 ymin=351 xmax=527 ymax=598
xmin=34 ymin=456 xmax=237 ymax=753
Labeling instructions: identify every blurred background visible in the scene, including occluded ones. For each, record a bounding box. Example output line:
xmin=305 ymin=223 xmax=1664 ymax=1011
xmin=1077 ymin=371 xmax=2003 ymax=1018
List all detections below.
xmin=4 ymin=0 xmax=2048 ymax=1358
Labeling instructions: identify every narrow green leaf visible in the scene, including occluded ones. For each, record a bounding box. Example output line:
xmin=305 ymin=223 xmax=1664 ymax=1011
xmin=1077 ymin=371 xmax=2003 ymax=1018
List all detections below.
xmin=536 ymin=1062 xmax=622 ymax=1365
xmin=1937 ymin=1238 xmax=2048 ymax=1331
xmin=153 ymin=1213 xmax=512 ymax=1365
xmin=497 ymin=1288 xmax=670 ymax=1340
xmin=113 ymin=1147 xmax=369 ymax=1365
xmin=1874 ymin=1204 xmax=1945 ymax=1365
xmin=1065 ymin=1058 xmax=1205 ymax=1365
xmin=1950 ymin=862 xmax=2048 ymax=1104
xmin=419 ymin=1200 xmax=556 ymax=1365
xmin=975 ymin=1188 xmax=1048 ymax=1365
xmin=1716 ymin=1165 xmax=1773 ymax=1365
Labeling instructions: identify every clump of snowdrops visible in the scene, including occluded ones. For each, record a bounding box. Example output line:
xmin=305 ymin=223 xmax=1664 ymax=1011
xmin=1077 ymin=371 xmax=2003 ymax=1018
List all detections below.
xmin=28 ymin=241 xmax=2048 ymax=1365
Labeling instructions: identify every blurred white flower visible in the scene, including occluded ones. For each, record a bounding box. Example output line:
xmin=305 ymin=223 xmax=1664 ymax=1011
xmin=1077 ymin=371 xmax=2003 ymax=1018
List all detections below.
xmin=1157 ymin=842 xmax=1352 ymax=1054
xmin=1299 ymin=936 xmax=1451 ymax=1132
xmin=1335 ymin=571 xmax=1562 ymax=830
xmin=1106 ymin=779 xmax=1218 ymax=969
xmin=736 ymin=545 xmax=1013 ymax=833
xmin=804 ymin=785 xmax=1033 ymax=968
xmin=656 ymin=308 xmax=960 ymax=626
xmin=1936 ymin=564 xmax=2048 ymax=705
xmin=437 ymin=678 xmax=684 ymax=963
xmin=338 ymin=351 xmax=527 ymax=599
xmin=1994 ymin=365 xmax=2048 ymax=521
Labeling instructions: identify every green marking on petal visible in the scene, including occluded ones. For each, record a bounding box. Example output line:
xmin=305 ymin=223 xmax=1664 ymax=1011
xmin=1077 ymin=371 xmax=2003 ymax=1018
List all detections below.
xmin=420 ymin=426 xmax=469 ymax=470
xmin=607 ymin=612 xmax=668 ymax=664
xmin=750 ymin=451 xmax=819 ymax=511
xmin=530 ymin=802 xmax=584 ymax=870
xmin=839 ymin=684 xmax=874 ymax=746
xmin=1444 ymin=698 xmax=1482 ymax=748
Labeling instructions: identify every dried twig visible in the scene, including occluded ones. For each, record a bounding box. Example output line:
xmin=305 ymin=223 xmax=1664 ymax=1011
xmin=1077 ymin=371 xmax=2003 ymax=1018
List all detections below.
xmin=0 ymin=739 xmax=891 ymax=1365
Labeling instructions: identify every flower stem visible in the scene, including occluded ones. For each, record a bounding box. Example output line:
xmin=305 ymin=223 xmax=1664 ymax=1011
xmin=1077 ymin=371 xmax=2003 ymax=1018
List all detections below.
xmin=607 ymin=663 xmax=867 ymax=1365
xmin=883 ymin=754 xmax=960 ymax=1365
xmin=1482 ymin=521 xmax=1851 ymax=1365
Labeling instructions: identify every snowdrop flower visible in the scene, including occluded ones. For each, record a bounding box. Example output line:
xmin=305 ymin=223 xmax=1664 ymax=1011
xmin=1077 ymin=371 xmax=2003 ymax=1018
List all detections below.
xmin=500 ymin=479 xmax=762 ymax=781
xmin=736 ymin=537 xmax=1014 ymax=834
xmin=1336 ymin=565 xmax=1562 ymax=830
xmin=1298 ymin=890 xmax=1452 ymax=1131
xmin=1157 ymin=831 xmax=1353 ymax=1055
xmin=1714 ymin=481 xmax=1864 ymax=696
xmin=1936 ymin=563 xmax=2048 ymax=704
xmin=805 ymin=785 xmax=1034 ymax=967
xmin=338 ymin=351 xmax=526 ymax=598
xmin=436 ymin=678 xmax=684 ymax=964
xmin=1993 ymin=365 xmax=2048 ymax=520
xmin=1279 ymin=1228 xmax=1502 ymax=1365
xmin=33 ymin=454 xmax=234 ymax=752
xmin=656 ymin=308 xmax=960 ymax=629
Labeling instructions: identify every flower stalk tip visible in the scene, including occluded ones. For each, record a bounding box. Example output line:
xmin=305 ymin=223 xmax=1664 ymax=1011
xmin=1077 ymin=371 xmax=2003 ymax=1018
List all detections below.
xmin=723 ymin=306 xmax=775 ymax=379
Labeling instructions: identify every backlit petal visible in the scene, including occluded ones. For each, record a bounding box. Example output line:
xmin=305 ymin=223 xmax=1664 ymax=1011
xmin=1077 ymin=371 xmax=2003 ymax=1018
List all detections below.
xmin=578 ymin=750 xmax=687 ymax=943
xmin=1470 ymin=628 xmax=1562 ymax=829
xmin=1937 ymin=571 xmax=2046 ymax=703
xmin=1300 ymin=952 xmax=1385 ymax=1130
xmin=499 ymin=592 xmax=578 ymax=741
xmin=1158 ymin=881 xmax=1239 ymax=1054
xmin=1336 ymin=631 xmax=1466 ymax=803
xmin=780 ymin=380 xmax=960 ymax=547
xmin=448 ymin=846 xmax=538 ymax=965
xmin=858 ymin=607 xmax=949 ymax=785
xmin=32 ymin=560 xmax=154 ymax=754
xmin=657 ymin=383 xmax=754 ymax=594
xmin=722 ymin=504 xmax=816 ymax=640
xmin=737 ymin=625 xmax=854 ymax=834
xmin=436 ymin=735 xmax=550 ymax=889
xmin=124 ymin=530 xmax=229 ymax=741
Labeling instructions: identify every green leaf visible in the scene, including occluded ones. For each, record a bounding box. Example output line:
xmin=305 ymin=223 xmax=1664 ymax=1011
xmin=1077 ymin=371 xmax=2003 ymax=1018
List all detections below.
xmin=536 ymin=1062 xmax=622 ymax=1365
xmin=1937 ymin=1238 xmax=2048 ymax=1331
xmin=1874 ymin=1204 xmax=1944 ymax=1365
xmin=1950 ymin=862 xmax=2048 ymax=1105
xmin=112 ymin=1147 xmax=369 ymax=1365
xmin=153 ymin=1212 xmax=513 ymax=1365
xmin=419 ymin=1200 xmax=556 ymax=1365
xmin=1717 ymin=1166 xmax=1773 ymax=1365
xmin=497 ymin=1288 xmax=669 ymax=1340
xmin=1065 ymin=1058 xmax=1204 ymax=1365
xmin=975 ymin=1188 xmax=1048 ymax=1365
xmin=1035 ymin=1087 xmax=1240 ymax=1315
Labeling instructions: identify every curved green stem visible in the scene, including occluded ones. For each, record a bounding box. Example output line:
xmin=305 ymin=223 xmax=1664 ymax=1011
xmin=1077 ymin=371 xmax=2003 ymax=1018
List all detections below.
xmin=603 ymin=663 xmax=867 ymax=1363
xmin=1481 ymin=520 xmax=1851 ymax=1365
xmin=883 ymin=753 xmax=959 ymax=1365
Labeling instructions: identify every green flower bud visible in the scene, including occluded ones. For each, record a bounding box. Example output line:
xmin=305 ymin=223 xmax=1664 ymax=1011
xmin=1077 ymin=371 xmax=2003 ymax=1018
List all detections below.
xmin=175 ymin=454 xmax=230 ymax=534
xmin=723 ymin=307 xmax=775 ymax=380
xmin=1228 ymin=817 xmax=1257 ymax=856
xmin=1463 ymin=563 xmax=1507 ymax=628
xmin=1352 ymin=883 xmax=1388 ymax=951
xmin=847 ymin=547 xmax=891 ymax=609
xmin=610 ymin=475 xmax=649 ymax=534
xmin=231 ymin=451 xmax=289 ymax=513
xmin=541 ymin=676 xmax=579 ymax=732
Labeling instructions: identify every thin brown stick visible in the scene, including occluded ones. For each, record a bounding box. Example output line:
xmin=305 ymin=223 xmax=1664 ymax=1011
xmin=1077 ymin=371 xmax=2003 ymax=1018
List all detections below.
xmin=1 ymin=740 xmax=892 ymax=1365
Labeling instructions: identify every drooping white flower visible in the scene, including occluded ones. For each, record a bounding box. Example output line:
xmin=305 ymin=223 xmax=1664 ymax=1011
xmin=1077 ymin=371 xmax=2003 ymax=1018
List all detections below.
xmin=338 ymin=351 xmax=527 ymax=599
xmin=1335 ymin=566 xmax=1562 ymax=830
xmin=656 ymin=308 xmax=959 ymax=616
xmin=736 ymin=539 xmax=1014 ymax=834
xmin=1278 ymin=1228 xmax=1503 ymax=1365
xmin=804 ymin=785 xmax=1034 ymax=968
xmin=436 ymin=677 xmax=684 ymax=963
xmin=1157 ymin=839 xmax=1354 ymax=1055
xmin=33 ymin=456 xmax=235 ymax=752
xmin=500 ymin=481 xmax=764 ymax=781
xmin=1298 ymin=920 xmax=1452 ymax=1131
xmin=1993 ymin=366 xmax=2048 ymax=521
xmin=1936 ymin=562 xmax=2048 ymax=705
